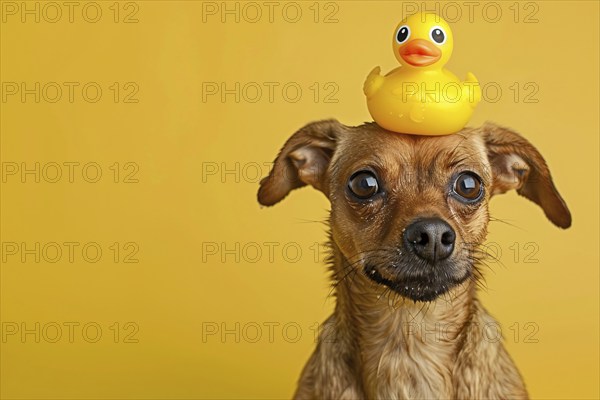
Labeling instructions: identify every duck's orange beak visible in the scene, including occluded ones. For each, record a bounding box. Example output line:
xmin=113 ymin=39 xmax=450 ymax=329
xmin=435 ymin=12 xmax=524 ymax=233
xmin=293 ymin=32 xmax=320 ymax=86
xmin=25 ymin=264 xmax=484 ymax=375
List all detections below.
xmin=400 ymin=39 xmax=442 ymax=67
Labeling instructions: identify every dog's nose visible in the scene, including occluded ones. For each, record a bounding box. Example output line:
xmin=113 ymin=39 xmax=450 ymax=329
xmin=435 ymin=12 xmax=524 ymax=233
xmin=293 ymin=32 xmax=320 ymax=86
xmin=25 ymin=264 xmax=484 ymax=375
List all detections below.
xmin=404 ymin=218 xmax=456 ymax=262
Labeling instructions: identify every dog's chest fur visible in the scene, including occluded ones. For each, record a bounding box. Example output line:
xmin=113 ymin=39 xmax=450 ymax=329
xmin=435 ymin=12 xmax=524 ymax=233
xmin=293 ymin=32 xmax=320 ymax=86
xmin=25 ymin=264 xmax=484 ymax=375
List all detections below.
xmin=360 ymin=307 xmax=461 ymax=398
xmin=338 ymin=274 xmax=471 ymax=399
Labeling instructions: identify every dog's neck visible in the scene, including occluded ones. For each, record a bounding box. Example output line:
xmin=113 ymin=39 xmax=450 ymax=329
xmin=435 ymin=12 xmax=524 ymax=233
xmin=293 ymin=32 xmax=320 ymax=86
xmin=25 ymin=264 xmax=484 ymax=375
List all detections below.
xmin=329 ymin=240 xmax=476 ymax=397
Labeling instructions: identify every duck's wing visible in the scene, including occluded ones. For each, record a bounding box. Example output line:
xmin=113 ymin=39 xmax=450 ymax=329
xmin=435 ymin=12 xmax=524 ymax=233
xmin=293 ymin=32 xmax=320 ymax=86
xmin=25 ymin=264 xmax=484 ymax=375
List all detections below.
xmin=363 ymin=66 xmax=384 ymax=98
xmin=463 ymin=72 xmax=481 ymax=107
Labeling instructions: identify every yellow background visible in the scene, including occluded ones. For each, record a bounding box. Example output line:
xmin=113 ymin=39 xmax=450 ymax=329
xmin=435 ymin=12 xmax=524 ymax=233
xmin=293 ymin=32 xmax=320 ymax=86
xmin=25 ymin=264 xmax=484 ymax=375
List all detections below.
xmin=1 ymin=1 xmax=598 ymax=398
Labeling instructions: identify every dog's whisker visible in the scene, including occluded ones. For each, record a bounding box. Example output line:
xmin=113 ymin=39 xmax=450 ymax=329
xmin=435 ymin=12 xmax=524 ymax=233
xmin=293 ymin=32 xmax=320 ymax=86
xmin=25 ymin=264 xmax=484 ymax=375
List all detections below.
xmin=293 ymin=218 xmax=329 ymax=226
xmin=488 ymin=216 xmax=524 ymax=230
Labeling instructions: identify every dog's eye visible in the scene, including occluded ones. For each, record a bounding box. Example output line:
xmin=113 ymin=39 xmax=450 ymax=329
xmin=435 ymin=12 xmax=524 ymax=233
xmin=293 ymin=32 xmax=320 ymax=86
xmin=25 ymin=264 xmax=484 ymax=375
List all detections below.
xmin=348 ymin=171 xmax=379 ymax=199
xmin=453 ymin=172 xmax=483 ymax=201
xmin=430 ymin=26 xmax=446 ymax=44
xmin=396 ymin=25 xmax=411 ymax=44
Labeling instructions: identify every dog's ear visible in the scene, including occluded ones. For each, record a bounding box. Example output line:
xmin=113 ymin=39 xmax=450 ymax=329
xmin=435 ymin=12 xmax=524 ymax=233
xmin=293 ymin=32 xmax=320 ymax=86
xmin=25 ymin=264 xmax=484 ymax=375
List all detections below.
xmin=482 ymin=123 xmax=571 ymax=229
xmin=257 ymin=119 xmax=344 ymax=206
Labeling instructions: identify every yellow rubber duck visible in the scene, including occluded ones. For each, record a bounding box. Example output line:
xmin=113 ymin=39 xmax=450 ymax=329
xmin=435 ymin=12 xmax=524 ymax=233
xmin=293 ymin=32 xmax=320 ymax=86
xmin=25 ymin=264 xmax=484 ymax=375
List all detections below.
xmin=364 ymin=13 xmax=481 ymax=135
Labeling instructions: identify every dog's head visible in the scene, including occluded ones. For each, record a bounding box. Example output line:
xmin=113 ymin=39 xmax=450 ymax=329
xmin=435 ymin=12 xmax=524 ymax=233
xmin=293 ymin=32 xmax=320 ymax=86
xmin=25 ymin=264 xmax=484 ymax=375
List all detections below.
xmin=258 ymin=120 xmax=571 ymax=302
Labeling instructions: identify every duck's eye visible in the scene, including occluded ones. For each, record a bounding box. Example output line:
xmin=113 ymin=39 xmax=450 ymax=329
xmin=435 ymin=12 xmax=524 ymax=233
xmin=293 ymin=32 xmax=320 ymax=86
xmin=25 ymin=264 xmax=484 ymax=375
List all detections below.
xmin=348 ymin=171 xmax=380 ymax=199
xmin=396 ymin=25 xmax=411 ymax=44
xmin=453 ymin=172 xmax=483 ymax=202
xmin=430 ymin=26 xmax=446 ymax=44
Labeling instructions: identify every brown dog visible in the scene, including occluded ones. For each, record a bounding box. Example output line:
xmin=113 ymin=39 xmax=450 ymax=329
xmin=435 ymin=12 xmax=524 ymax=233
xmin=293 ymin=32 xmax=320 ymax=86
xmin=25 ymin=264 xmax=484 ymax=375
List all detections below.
xmin=257 ymin=120 xmax=571 ymax=399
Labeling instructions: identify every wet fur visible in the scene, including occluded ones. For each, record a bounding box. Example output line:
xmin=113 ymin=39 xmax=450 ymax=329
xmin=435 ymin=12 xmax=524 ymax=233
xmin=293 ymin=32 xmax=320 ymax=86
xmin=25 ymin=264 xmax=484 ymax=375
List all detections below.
xmin=258 ymin=120 xmax=570 ymax=399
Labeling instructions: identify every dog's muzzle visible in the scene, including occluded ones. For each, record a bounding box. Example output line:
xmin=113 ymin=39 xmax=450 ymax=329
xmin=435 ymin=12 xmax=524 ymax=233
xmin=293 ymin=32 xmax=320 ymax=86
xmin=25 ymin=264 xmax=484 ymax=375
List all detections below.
xmin=363 ymin=217 xmax=468 ymax=302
